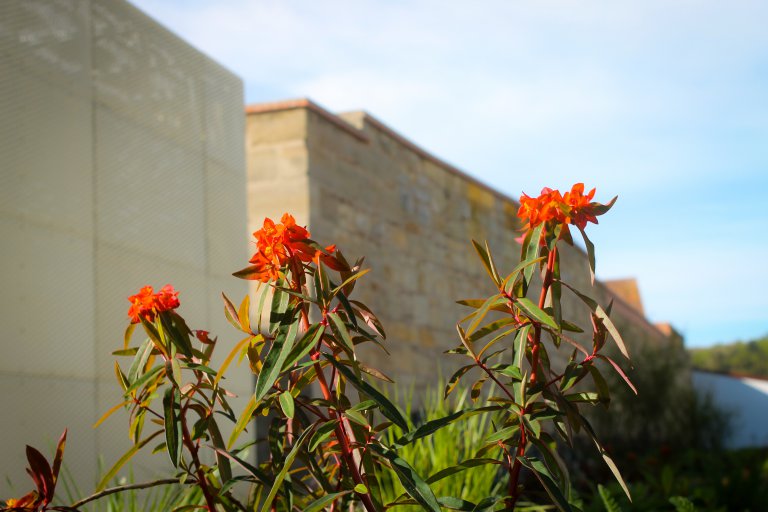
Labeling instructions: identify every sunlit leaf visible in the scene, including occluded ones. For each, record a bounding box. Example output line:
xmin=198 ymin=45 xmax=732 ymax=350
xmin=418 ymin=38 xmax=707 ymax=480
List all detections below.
xmin=259 ymin=427 xmax=313 ymax=512
xmin=516 ymin=297 xmax=558 ymax=330
xmin=96 ymin=430 xmax=162 ymax=491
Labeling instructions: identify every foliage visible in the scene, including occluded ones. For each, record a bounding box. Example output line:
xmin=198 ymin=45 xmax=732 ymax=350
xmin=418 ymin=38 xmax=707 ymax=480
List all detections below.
xmin=376 ymin=383 xmax=505 ymax=507
xmin=2 ymin=431 xmax=69 ymax=511
xmin=581 ymin=447 xmax=768 ymax=511
xmin=444 ymin=184 xmax=633 ymax=510
xmin=4 ymin=184 xmax=639 ymax=511
xmin=689 ymin=334 xmax=768 ymax=377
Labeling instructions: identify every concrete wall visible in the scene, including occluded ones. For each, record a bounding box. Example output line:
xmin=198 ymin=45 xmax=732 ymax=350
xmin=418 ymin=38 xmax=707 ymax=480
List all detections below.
xmin=246 ymin=99 xmax=678 ymax=393
xmin=0 ymin=0 xmax=248 ymax=493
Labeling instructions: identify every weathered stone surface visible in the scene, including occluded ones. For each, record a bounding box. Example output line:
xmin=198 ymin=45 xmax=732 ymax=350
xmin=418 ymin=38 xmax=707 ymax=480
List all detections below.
xmin=246 ymin=99 xmax=679 ymax=399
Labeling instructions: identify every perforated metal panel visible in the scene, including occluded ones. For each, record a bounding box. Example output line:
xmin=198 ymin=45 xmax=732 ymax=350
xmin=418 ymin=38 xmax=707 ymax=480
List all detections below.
xmin=1 ymin=0 xmax=248 ymax=495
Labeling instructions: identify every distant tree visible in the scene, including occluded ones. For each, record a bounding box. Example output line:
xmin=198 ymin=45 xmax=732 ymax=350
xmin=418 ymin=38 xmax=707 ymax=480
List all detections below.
xmin=689 ymin=335 xmax=768 ymax=377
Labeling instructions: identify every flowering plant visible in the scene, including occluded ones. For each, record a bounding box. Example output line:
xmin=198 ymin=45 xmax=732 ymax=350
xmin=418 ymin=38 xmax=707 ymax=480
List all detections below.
xmin=4 ymin=185 xmax=634 ymax=512
xmin=445 ymin=183 xmax=633 ymax=510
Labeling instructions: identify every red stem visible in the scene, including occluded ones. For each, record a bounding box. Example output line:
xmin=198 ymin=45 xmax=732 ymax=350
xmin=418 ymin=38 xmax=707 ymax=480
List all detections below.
xmin=507 ymin=245 xmax=558 ymax=509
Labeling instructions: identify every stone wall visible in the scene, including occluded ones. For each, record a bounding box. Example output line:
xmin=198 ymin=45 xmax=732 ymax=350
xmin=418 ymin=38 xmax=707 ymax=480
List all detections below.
xmin=246 ymin=99 xmax=678 ymax=393
xmin=0 ymin=0 xmax=249 ymax=492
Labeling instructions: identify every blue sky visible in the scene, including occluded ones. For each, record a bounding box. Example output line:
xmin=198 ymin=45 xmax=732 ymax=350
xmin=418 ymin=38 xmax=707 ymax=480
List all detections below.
xmin=132 ymin=0 xmax=768 ymax=347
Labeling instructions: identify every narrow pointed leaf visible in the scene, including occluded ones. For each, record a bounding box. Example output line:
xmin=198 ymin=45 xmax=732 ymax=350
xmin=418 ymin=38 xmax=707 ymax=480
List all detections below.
xmin=163 ymin=387 xmax=182 ymax=467
xmin=96 ymin=430 xmax=162 ymax=491
xmin=325 ymin=356 xmax=408 ymax=430
xmin=259 ymin=427 xmax=313 ymax=512
xmin=516 ymin=297 xmax=558 ymax=330
xmin=518 ymin=456 xmax=572 ymax=512
xmin=371 ymin=444 xmax=441 ymax=512
xmin=560 ymin=281 xmax=629 ymax=358
xmin=255 ymin=318 xmax=299 ymax=402
xmin=279 ymin=391 xmax=295 ymax=419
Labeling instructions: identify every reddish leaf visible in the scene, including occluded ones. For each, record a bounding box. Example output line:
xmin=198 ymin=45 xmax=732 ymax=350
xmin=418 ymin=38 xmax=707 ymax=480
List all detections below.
xmin=597 ymin=354 xmax=637 ymax=395
xmin=25 ymin=445 xmax=54 ymax=502
xmin=51 ymin=429 xmax=67 ymax=485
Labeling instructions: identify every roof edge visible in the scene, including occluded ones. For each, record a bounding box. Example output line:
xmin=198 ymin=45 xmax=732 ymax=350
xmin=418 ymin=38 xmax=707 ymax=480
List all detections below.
xmin=246 ymin=98 xmax=369 ymax=142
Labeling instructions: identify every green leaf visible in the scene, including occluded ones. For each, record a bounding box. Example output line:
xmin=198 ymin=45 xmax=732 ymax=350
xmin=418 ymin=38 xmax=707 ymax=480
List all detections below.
xmin=228 ymin=393 xmax=258 ymax=449
xmin=465 ymin=295 xmax=506 ymax=337
xmin=591 ymin=195 xmax=618 ymax=216
xmin=514 ymin=324 xmax=531 ymax=369
xmin=354 ymin=483 xmax=369 ymax=494
xmin=444 ymin=365 xmax=473 ymax=398
xmin=578 ymin=226 xmax=597 ymax=285
xmin=424 ymin=458 xmax=502 ymax=486
xmin=518 ymin=456 xmax=572 ymax=512
xmin=395 ymin=406 xmax=497 ymax=448
xmin=598 ymin=484 xmax=622 ymax=512
xmin=501 ymin=256 xmax=546 ymax=294
xmin=588 ymin=365 xmax=611 ymax=404
xmin=302 ymin=491 xmax=352 ymax=512
xmin=221 ymin=292 xmax=242 ymax=332
xmin=95 ymin=430 xmax=162 ymax=491
xmin=255 ymin=317 xmax=299 ymax=402
xmin=371 ymin=444 xmax=441 ymax=512
xmin=325 ymin=355 xmax=408 ymax=431
xmin=163 ymin=387 xmax=182 ymax=467
xmin=488 ymin=363 xmax=523 ymax=380
xmin=215 ymin=335 xmax=260 ymax=386
xmin=344 ymin=408 xmax=369 ymax=427
xmin=471 ymin=239 xmax=502 ymax=286
xmin=260 ymin=427 xmax=313 ymax=512
xmin=282 ymin=324 xmax=324 ymax=371
xmin=127 ymin=338 xmax=154 ymax=384
xmin=269 ymin=279 xmax=291 ymax=333
xmin=468 ymin=317 xmax=516 ymax=343
xmin=238 ymin=294 xmax=251 ymax=333
xmin=308 ymin=420 xmax=339 ymax=452
xmin=523 ymin=224 xmax=544 ymax=289
xmin=669 ymin=496 xmax=696 ymax=512
xmin=484 ymin=424 xmax=520 ymax=445
xmin=516 ymin=297 xmax=559 ymax=330
xmin=123 ymin=365 xmax=164 ymax=397
xmin=331 ymin=268 xmax=370 ymax=296
xmin=279 ymin=391 xmax=295 ymax=419
xmin=206 ymin=418 xmax=232 ymax=484
xmin=560 ymin=281 xmax=629 ymax=359
xmin=327 ymin=311 xmax=355 ymax=354
xmin=123 ymin=323 xmax=136 ymax=350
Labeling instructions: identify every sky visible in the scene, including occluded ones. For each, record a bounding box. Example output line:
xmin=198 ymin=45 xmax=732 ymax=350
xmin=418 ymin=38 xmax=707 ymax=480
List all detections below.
xmin=131 ymin=0 xmax=768 ymax=348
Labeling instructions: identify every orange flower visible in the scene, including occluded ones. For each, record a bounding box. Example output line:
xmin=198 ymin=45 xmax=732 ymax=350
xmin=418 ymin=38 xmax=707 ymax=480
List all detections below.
xmin=517 ymin=187 xmax=566 ymax=228
xmin=128 ymin=284 xmax=180 ymax=323
xmin=562 ymin=183 xmax=598 ymax=230
xmin=5 ymin=491 xmax=41 ymax=511
xmin=517 ymin=183 xmax=604 ymax=232
xmin=246 ymin=214 xmax=341 ymax=282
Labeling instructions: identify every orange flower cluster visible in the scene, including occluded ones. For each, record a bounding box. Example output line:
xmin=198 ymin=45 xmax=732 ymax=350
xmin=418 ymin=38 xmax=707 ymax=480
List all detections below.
xmin=5 ymin=492 xmax=40 ymax=511
xmin=247 ymin=213 xmax=338 ymax=282
xmin=127 ymin=284 xmax=180 ymax=324
xmin=518 ymin=183 xmax=600 ymax=231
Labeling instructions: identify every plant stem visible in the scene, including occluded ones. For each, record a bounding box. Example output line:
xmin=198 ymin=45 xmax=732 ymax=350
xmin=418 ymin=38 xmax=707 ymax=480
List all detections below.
xmin=312 ymin=355 xmax=377 ymax=512
xmin=181 ymin=416 xmax=218 ymax=510
xmin=69 ymin=479 xmax=180 ymax=508
xmin=507 ymin=246 xmax=558 ymax=510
